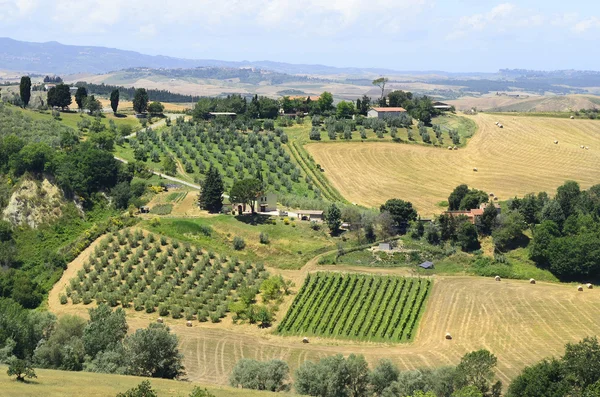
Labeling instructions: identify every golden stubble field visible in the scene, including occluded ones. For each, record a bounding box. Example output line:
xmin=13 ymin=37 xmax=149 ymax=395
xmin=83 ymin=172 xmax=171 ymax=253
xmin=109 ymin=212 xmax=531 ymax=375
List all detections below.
xmin=50 ymin=236 xmax=600 ymax=388
xmin=306 ymin=113 xmax=600 ymax=215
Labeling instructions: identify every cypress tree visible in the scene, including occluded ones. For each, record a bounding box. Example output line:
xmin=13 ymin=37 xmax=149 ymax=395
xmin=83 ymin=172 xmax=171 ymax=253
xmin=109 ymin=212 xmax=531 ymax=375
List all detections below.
xmin=199 ymin=166 xmax=224 ymax=213
xmin=110 ymin=89 xmax=120 ymax=114
xmin=75 ymin=86 xmax=88 ymax=110
xmin=19 ymin=76 xmax=31 ymax=107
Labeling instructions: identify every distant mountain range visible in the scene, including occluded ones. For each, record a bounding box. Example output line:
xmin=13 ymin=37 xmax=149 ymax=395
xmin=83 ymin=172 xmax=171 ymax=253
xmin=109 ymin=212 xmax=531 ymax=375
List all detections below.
xmin=0 ymin=37 xmax=478 ymax=77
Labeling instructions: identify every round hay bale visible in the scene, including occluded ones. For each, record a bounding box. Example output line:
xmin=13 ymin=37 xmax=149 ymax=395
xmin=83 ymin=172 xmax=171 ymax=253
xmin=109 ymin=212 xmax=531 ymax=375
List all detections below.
xmin=453 ymin=146 xmax=458 ymax=150
xmin=157 ymin=317 xmax=164 ymax=323
xmin=554 ymin=140 xmax=558 ymax=144
xmin=186 ymin=320 xmax=192 ymax=327
xmin=445 ymin=332 xmax=452 ymax=340
xmin=530 ymin=278 xmax=536 ymax=284
xmin=570 ymin=115 xmax=575 ymax=119
xmin=581 ymin=145 xmax=585 ymax=149
xmin=448 ymin=146 xmax=452 ymax=150
xmin=302 ymin=337 xmax=309 ymax=344
xmin=495 ymin=275 xmax=501 ymax=281
xmin=473 ymin=168 xmax=478 ymax=172
xmin=587 ymin=283 xmax=593 ymax=289
xmin=586 ymin=146 xmax=590 ymax=150
xmin=578 ymin=285 xmax=584 ymax=291
xmin=495 ymin=121 xmax=499 ymax=125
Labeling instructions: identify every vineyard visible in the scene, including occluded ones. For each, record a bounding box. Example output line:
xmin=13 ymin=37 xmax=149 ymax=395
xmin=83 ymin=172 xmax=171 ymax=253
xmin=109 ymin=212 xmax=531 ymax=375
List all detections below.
xmin=125 ymin=120 xmax=318 ymax=197
xmin=277 ymin=273 xmax=431 ymax=342
xmin=61 ymin=229 xmax=269 ymax=322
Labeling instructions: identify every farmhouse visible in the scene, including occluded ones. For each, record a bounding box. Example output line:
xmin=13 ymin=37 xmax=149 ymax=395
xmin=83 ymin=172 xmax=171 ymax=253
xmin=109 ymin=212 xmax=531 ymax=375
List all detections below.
xmin=444 ymin=202 xmax=501 ymax=224
xmin=296 ymin=210 xmax=324 ymax=222
xmin=257 ymin=193 xmax=277 ymax=212
xmin=367 ymin=107 xmax=407 ymax=119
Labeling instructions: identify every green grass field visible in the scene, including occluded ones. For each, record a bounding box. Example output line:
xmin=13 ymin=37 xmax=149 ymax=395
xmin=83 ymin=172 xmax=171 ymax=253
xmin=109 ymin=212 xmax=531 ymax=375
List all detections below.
xmin=277 ymin=272 xmax=431 ymax=342
xmin=0 ymin=365 xmax=286 ymax=397
xmin=18 ymin=107 xmax=140 ymax=132
xmin=143 ymin=215 xmax=350 ymax=270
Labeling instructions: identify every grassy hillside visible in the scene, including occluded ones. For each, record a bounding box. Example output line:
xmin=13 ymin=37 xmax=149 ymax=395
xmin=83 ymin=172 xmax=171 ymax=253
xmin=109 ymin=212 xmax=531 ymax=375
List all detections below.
xmin=307 ymin=113 xmax=600 ymax=215
xmin=0 ymin=365 xmax=286 ymax=397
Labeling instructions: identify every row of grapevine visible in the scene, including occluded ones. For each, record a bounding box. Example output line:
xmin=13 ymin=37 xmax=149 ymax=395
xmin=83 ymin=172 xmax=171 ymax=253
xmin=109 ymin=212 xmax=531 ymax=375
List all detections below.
xmin=276 ymin=272 xmax=432 ymax=342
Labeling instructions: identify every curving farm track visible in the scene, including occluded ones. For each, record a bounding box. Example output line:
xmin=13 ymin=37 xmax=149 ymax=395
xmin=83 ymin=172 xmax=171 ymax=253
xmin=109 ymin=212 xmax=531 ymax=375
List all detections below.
xmin=306 ymin=114 xmax=600 ymax=215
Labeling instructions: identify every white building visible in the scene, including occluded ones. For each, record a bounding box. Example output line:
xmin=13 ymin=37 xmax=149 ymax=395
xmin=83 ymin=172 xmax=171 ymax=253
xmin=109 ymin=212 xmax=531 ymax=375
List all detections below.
xmin=367 ymin=107 xmax=407 ymax=119
xmin=257 ymin=193 xmax=277 ymax=212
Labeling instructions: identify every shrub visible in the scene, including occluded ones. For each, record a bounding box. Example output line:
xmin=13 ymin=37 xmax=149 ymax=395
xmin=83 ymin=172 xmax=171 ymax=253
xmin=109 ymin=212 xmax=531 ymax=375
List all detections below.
xmin=159 ymin=304 xmax=169 ymax=317
xmin=259 ymin=232 xmax=269 ymax=245
xmin=7 ymin=359 xmax=37 ymax=382
xmin=233 ymin=236 xmax=246 ymax=250
xmin=145 ymin=299 xmax=156 ymax=313
xmin=59 ymin=294 xmax=68 ymax=305
xmin=171 ymin=304 xmax=182 ymax=319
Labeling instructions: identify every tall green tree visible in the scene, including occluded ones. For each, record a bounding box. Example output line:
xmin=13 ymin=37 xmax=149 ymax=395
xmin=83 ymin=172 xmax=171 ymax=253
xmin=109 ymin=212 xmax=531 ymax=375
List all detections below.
xmin=83 ymin=304 xmax=128 ymax=358
xmin=122 ymin=323 xmax=185 ymax=379
xmin=47 ymin=84 xmax=72 ymax=110
xmin=84 ymin=95 xmax=101 ymax=113
xmin=19 ymin=76 xmax=31 ymax=107
xmin=198 ymin=165 xmax=224 ymax=213
xmin=454 ymin=349 xmax=500 ymax=396
xmin=448 ymin=184 xmax=470 ymax=210
xmin=75 ymin=86 xmax=88 ymax=110
xmin=457 ymin=221 xmax=480 ymax=252
xmin=110 ymin=89 xmax=120 ymax=114
xmin=229 ymin=178 xmax=262 ymax=213
xmin=380 ymin=199 xmax=418 ymax=230
xmin=147 ymin=101 xmax=164 ymax=116
xmin=372 ymin=77 xmax=389 ymax=100
xmin=317 ymin=92 xmax=334 ymax=114
xmin=133 ymin=88 xmax=149 ymax=114
xmin=326 ymin=203 xmax=342 ymax=234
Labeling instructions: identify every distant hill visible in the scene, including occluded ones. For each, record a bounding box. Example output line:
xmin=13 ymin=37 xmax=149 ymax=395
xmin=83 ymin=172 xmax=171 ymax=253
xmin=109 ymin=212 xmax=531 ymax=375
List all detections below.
xmin=0 ymin=37 xmax=467 ymax=77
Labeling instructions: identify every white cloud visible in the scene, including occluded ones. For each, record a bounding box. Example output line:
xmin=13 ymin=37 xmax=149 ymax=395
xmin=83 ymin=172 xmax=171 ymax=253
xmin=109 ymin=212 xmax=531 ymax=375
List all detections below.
xmin=573 ymin=17 xmax=600 ymax=33
xmin=137 ymin=24 xmax=157 ymax=38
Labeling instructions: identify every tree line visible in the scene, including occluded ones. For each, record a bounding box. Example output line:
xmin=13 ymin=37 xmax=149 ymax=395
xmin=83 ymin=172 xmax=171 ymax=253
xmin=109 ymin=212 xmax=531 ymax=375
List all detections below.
xmin=1 ymin=299 xmax=185 ymax=381
xmin=75 ymin=82 xmax=200 ymax=103
xmin=227 ymin=336 xmax=600 ymax=397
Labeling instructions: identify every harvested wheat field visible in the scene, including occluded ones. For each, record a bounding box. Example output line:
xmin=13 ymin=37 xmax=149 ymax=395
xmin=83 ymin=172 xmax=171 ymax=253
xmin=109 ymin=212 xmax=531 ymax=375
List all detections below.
xmin=307 ymin=113 xmax=600 ymax=215
xmin=50 ymin=251 xmax=600 ymax=387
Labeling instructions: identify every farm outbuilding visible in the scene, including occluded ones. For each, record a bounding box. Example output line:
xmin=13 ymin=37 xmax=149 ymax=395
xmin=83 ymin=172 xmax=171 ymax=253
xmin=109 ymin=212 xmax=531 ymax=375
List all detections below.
xmin=379 ymin=242 xmax=393 ymax=251
xmin=139 ymin=206 xmax=150 ymax=214
xmin=419 ymin=261 xmax=434 ymax=269
xmin=367 ymin=107 xmax=407 ymax=119
xmin=297 ymin=210 xmax=324 ymax=222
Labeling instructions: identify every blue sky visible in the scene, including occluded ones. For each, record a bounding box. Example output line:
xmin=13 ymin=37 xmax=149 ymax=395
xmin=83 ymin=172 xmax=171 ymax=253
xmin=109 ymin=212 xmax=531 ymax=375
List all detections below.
xmin=1 ymin=0 xmax=599 ymax=72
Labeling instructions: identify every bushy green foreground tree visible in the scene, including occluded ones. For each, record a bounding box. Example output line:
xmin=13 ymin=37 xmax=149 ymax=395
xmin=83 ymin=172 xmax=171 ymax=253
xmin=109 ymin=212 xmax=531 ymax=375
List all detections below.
xmin=508 ymin=337 xmax=600 ymax=397
xmin=1 ymin=300 xmax=185 ymax=380
xmin=229 ymin=358 xmax=290 ymax=392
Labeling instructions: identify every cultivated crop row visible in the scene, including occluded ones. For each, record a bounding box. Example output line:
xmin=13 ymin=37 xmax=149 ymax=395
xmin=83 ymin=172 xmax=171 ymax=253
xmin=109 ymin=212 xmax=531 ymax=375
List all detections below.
xmin=130 ymin=122 xmax=316 ymax=197
xmin=276 ymin=272 xmax=431 ymax=342
xmin=62 ymin=229 xmax=268 ymax=323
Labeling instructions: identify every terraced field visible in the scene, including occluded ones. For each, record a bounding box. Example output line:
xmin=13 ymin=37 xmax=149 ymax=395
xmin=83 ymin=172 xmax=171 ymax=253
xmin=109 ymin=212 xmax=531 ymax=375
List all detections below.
xmin=306 ymin=113 xmax=600 ymax=215
xmin=277 ymin=273 xmax=431 ymax=342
